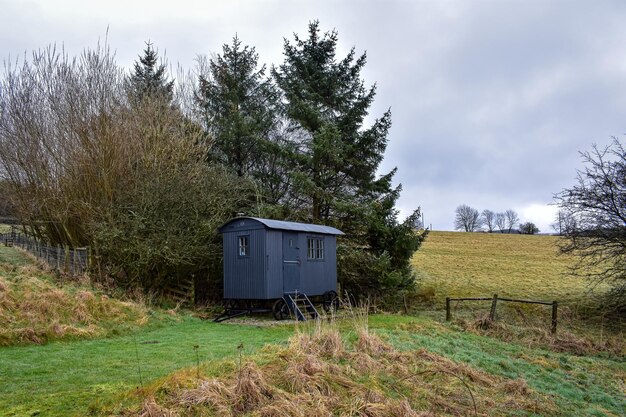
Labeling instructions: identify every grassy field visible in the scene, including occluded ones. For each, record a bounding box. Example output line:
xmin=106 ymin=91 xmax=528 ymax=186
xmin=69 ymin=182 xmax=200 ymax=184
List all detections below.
xmin=3 ymin=313 xmax=624 ymax=416
xmin=411 ymin=231 xmax=606 ymax=304
xmin=0 ymin=317 xmax=295 ymax=416
xmin=95 ymin=315 xmax=625 ymax=416
xmin=1 ymin=238 xmax=624 ymax=416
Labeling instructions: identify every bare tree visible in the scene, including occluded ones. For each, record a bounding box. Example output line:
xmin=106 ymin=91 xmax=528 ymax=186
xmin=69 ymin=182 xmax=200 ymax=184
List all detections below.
xmin=555 ymin=138 xmax=626 ymax=309
xmin=505 ymin=209 xmax=519 ymax=233
xmin=454 ymin=204 xmax=481 ymax=232
xmin=551 ymin=209 xmax=577 ymax=236
xmin=0 ymin=44 xmax=253 ymax=295
xmin=495 ymin=212 xmax=506 ymax=233
xmin=481 ymin=209 xmax=496 ymax=232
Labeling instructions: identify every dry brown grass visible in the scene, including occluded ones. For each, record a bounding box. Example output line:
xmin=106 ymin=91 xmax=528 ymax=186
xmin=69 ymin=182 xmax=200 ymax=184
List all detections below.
xmin=452 ymin=314 xmax=625 ymax=357
xmin=0 ymin=262 xmax=148 ymax=345
xmin=117 ymin=320 xmax=558 ymax=417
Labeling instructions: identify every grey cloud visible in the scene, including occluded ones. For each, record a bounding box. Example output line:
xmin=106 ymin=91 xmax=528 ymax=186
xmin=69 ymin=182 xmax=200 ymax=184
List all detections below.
xmin=2 ymin=0 xmax=625 ymax=231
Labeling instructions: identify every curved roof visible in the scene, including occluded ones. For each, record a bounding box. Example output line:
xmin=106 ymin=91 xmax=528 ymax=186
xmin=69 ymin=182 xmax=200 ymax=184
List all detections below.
xmin=219 ymin=217 xmax=344 ymax=235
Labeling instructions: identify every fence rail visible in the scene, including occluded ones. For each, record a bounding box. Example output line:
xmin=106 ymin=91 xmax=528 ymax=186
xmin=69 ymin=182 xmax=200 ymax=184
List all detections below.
xmin=446 ymin=293 xmax=558 ymax=334
xmin=1 ymin=232 xmax=89 ymax=276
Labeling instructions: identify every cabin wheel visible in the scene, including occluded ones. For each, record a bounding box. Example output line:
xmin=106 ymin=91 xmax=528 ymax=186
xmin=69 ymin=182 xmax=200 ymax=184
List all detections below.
xmin=272 ymin=298 xmax=290 ymax=320
xmin=322 ymin=290 xmax=340 ymax=313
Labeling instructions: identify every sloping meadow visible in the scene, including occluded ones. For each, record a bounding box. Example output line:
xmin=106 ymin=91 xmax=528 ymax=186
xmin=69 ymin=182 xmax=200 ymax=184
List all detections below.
xmin=110 ymin=322 xmax=558 ymax=417
xmin=0 ymin=259 xmax=149 ymax=346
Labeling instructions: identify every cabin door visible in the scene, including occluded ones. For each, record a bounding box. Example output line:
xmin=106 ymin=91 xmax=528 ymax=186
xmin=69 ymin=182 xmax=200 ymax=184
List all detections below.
xmin=282 ymin=232 xmax=300 ymax=293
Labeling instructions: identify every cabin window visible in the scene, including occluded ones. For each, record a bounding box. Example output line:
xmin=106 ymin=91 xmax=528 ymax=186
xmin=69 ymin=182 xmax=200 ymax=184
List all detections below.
xmin=238 ymin=236 xmax=249 ymax=257
xmin=317 ymin=238 xmax=324 ymax=259
xmin=307 ymin=237 xmax=325 ymax=260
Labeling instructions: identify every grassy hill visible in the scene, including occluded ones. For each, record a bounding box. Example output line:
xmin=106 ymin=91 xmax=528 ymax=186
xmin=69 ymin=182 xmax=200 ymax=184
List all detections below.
xmin=411 ymin=231 xmax=606 ymax=304
xmin=1 ymin=236 xmax=624 ymax=416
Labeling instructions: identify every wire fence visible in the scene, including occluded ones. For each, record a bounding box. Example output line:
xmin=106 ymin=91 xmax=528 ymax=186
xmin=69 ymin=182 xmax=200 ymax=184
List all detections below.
xmin=445 ymin=293 xmax=558 ymax=334
xmin=1 ymin=232 xmax=89 ymax=276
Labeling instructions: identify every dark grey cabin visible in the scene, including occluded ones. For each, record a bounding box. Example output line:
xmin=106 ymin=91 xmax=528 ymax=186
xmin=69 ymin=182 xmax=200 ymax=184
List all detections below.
xmin=218 ymin=217 xmax=344 ymax=300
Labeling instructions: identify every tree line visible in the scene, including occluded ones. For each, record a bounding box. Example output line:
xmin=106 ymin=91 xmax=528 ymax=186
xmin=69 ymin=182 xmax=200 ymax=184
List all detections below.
xmin=455 ymin=136 xmax=626 ymax=312
xmin=0 ymin=22 xmax=428 ymax=302
xmin=454 ymin=205 xmax=539 ymax=234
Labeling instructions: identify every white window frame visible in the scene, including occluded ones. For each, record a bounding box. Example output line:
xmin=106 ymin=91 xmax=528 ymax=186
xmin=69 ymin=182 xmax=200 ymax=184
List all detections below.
xmin=307 ymin=237 xmax=325 ymax=260
xmin=238 ymin=235 xmax=249 ymax=257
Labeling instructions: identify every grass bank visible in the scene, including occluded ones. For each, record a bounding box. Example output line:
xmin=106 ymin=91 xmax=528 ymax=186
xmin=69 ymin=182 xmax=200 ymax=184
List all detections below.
xmin=0 ymin=246 xmax=149 ymax=346
xmin=2 ymin=311 xmax=623 ymax=416
xmin=97 ymin=314 xmax=626 ymax=416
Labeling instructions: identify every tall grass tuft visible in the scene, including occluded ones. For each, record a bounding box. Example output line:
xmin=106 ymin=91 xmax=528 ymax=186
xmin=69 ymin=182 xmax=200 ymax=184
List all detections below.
xmin=113 ymin=312 xmax=558 ymax=416
xmin=0 ymin=262 xmax=148 ymax=345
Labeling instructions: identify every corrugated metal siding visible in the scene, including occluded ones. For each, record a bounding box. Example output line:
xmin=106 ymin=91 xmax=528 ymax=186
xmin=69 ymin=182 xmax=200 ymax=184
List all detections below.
xmin=221 ymin=220 xmax=339 ymax=300
xmin=223 ymin=229 xmax=267 ymax=299
xmin=299 ymin=235 xmax=337 ymax=296
xmin=265 ymin=230 xmax=283 ymax=298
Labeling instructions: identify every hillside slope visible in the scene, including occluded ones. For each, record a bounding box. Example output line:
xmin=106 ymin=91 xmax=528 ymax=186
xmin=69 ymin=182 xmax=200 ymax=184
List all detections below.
xmin=411 ymin=231 xmax=604 ymax=304
xmin=97 ymin=316 xmax=626 ymax=417
xmin=0 ymin=246 xmax=148 ymax=345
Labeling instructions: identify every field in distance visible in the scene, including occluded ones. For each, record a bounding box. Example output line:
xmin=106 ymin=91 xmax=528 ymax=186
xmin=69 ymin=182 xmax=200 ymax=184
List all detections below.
xmin=411 ymin=231 xmax=606 ymax=305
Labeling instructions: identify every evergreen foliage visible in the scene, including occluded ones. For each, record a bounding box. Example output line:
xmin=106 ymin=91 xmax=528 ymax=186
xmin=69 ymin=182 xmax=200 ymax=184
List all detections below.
xmin=128 ymin=41 xmax=174 ymax=105
xmin=519 ymin=222 xmax=539 ymax=235
xmin=273 ymin=21 xmax=427 ymax=298
xmin=195 ymin=36 xmax=293 ymax=210
xmin=0 ymin=26 xmax=428 ymax=303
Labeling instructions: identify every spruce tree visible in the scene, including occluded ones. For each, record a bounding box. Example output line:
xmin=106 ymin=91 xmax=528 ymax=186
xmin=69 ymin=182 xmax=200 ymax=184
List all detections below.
xmin=128 ymin=41 xmax=174 ymax=105
xmin=274 ymin=21 xmax=427 ymax=298
xmin=196 ymin=37 xmax=274 ymax=177
xmin=195 ymin=36 xmax=281 ymax=181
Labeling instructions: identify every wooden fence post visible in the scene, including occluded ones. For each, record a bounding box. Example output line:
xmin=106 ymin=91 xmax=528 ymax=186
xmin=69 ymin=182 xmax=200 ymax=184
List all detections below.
xmin=489 ymin=293 xmax=498 ymax=321
xmin=446 ymin=297 xmax=451 ymax=321
xmin=551 ymin=301 xmax=558 ymax=335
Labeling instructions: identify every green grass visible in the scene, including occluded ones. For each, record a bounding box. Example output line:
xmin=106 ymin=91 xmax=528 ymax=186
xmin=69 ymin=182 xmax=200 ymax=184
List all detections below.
xmin=1 ymin=312 xmax=624 ymax=416
xmin=370 ymin=315 xmax=625 ymax=416
xmin=0 ymin=244 xmax=32 ymax=268
xmin=0 ymin=316 xmax=295 ymax=416
xmin=80 ymin=314 xmax=624 ymax=417
xmin=1 ymin=233 xmax=624 ymax=416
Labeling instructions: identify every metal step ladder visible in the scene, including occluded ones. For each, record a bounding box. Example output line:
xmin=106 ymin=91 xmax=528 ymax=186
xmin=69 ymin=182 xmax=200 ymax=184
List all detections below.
xmin=284 ymin=292 xmax=319 ymax=321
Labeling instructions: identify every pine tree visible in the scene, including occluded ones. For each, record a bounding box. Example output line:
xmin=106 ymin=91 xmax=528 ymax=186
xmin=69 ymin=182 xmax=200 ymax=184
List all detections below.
xmin=274 ymin=21 xmax=427 ymax=298
xmin=195 ymin=36 xmax=281 ymax=180
xmin=273 ymin=22 xmax=389 ymax=222
xmin=128 ymin=41 xmax=174 ymax=105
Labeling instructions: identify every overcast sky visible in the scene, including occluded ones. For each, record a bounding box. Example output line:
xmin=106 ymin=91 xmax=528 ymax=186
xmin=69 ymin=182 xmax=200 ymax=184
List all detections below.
xmin=2 ymin=0 xmax=624 ymax=231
